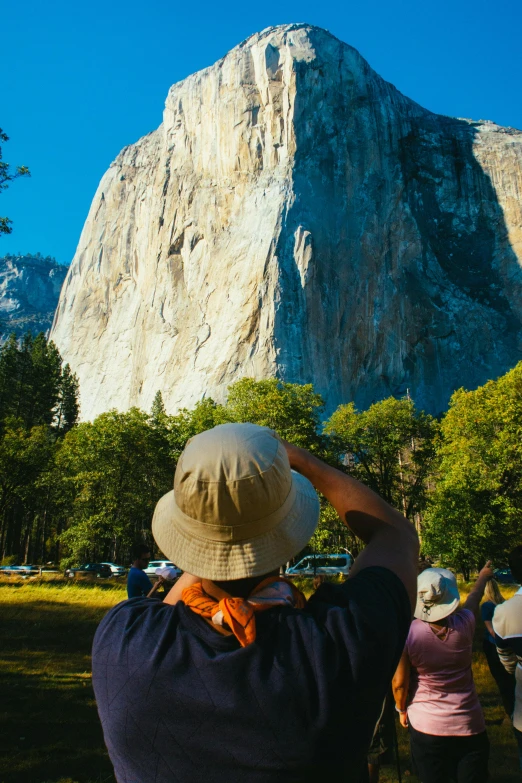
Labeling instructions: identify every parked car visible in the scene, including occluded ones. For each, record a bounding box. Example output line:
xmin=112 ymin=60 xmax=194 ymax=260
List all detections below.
xmin=0 ymin=564 xmax=40 ymax=577
xmin=285 ymin=553 xmax=353 ymax=578
xmin=144 ymin=560 xmax=182 ymax=577
xmin=494 ymin=568 xmax=518 ymax=585
xmin=64 ymin=563 xmax=113 ymax=579
xmin=101 ymin=562 xmax=127 ymax=577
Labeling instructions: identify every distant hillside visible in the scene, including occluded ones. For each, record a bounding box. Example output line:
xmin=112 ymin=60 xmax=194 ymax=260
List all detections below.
xmin=0 ymin=253 xmax=68 ymax=340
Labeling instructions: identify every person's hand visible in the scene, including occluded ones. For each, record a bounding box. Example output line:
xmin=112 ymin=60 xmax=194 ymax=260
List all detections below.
xmin=399 ymin=711 xmax=408 ymax=729
xmin=479 ymin=561 xmax=494 ymax=581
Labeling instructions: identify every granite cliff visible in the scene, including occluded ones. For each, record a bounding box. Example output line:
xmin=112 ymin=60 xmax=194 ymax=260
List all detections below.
xmin=51 ymin=24 xmax=522 ymax=419
xmin=0 ymin=254 xmax=67 ymax=340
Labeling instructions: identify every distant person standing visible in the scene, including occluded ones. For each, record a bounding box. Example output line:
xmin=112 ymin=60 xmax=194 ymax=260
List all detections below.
xmin=127 ymin=544 xmax=153 ymax=599
xmin=481 ymin=578 xmax=515 ymax=717
xmin=493 ymin=546 xmax=522 ymax=769
xmin=393 ymin=564 xmax=493 ymax=783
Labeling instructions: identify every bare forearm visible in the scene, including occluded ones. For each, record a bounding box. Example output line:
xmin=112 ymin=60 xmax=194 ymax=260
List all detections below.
xmin=393 ymin=684 xmax=408 ymax=712
xmin=287 ymin=446 xmax=412 ymax=541
xmin=463 ymin=568 xmax=492 ymax=615
xmin=285 ymin=443 xmax=419 ymax=606
xmin=392 ymin=652 xmax=410 ymax=713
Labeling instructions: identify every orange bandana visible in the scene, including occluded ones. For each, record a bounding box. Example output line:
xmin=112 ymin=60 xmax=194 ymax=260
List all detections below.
xmin=182 ymin=577 xmax=306 ymax=647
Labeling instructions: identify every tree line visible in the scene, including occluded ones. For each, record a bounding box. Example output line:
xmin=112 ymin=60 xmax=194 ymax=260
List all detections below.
xmin=1 ymin=331 xmax=521 ymax=577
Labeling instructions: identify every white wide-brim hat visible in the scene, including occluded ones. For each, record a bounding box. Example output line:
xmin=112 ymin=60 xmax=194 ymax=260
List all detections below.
xmin=414 ymin=567 xmax=460 ymax=623
xmin=152 ymin=423 xmax=320 ymax=581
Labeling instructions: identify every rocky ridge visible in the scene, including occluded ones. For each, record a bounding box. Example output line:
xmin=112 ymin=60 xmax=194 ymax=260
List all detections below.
xmin=51 ymin=24 xmax=522 ymax=419
xmin=0 ymin=254 xmax=68 ymax=340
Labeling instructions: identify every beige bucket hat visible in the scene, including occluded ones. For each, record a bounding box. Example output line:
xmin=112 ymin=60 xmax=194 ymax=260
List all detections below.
xmin=152 ymin=423 xmax=320 ymax=581
xmin=414 ymin=567 xmax=460 ymax=622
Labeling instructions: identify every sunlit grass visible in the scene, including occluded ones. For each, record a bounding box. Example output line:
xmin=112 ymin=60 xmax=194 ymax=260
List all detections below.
xmin=0 ymin=578 xmax=124 ymax=783
xmin=0 ymin=577 xmax=520 ymax=782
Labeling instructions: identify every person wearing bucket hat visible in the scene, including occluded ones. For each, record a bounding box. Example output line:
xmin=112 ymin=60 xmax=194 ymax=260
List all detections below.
xmin=393 ymin=562 xmax=494 ymax=783
xmin=93 ymin=422 xmax=418 ymax=782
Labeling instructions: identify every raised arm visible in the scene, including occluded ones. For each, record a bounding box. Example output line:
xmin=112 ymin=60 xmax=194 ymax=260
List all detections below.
xmin=462 ymin=562 xmax=494 ymax=616
xmin=283 ymin=443 xmax=419 ymax=608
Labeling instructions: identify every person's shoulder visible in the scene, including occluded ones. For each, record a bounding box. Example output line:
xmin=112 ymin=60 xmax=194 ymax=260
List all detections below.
xmin=493 ymin=594 xmax=522 ymax=637
xmin=128 ymin=567 xmax=149 ymax=578
xmin=408 ymin=617 xmax=424 ymax=633
xmin=94 ymin=597 xmax=168 ymax=643
xmin=481 ymin=601 xmax=495 ymax=619
xmin=493 ymin=595 xmax=517 ymax=619
xmin=405 ymin=617 xmax=424 ymax=644
xmin=310 ymin=566 xmax=408 ymax=606
xmin=454 ymin=607 xmax=475 ymax=626
xmin=307 ymin=566 xmax=410 ymax=636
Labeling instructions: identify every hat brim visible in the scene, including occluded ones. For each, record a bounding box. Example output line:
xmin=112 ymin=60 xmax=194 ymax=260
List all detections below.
xmin=152 ymin=471 xmax=320 ymax=581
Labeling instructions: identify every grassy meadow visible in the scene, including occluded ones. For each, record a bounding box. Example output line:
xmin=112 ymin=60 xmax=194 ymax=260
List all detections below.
xmin=0 ymin=577 xmax=520 ymax=783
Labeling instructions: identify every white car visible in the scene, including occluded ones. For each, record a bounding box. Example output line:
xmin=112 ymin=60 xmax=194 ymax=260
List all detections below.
xmin=285 ymin=553 xmax=353 ymax=578
xmin=144 ymin=560 xmax=182 ymax=577
xmin=101 ymin=562 xmax=127 ymax=577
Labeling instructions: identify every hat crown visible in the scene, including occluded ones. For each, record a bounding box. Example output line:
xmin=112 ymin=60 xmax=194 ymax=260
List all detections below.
xmin=419 ymin=574 xmax=445 ymax=605
xmin=415 ymin=567 xmax=460 ymax=622
xmin=174 ymin=423 xmax=292 ymax=529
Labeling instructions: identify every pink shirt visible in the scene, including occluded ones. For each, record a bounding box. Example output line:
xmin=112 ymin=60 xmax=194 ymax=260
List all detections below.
xmin=406 ymin=609 xmax=485 ymax=736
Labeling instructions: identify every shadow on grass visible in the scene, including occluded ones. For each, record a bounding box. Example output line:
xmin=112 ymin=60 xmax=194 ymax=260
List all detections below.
xmin=0 ymin=594 xmax=116 ymax=783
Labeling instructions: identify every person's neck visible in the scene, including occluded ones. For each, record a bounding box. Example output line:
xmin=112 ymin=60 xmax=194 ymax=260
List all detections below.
xmin=132 ymin=560 xmax=144 ymax=570
xmin=163 ymin=570 xmax=281 ymax=606
xmin=208 ymin=571 xmax=280 ymax=599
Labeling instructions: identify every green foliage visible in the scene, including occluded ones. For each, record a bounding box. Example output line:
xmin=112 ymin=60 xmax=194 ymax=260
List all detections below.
xmin=150 ymin=390 xmax=167 ymax=424
xmin=224 ymin=377 xmax=326 ymax=453
xmin=325 ymin=396 xmax=438 ymax=518
xmin=3 ymin=354 xmax=522 ymax=577
xmin=308 ymin=497 xmax=360 ymax=558
xmin=0 ymin=553 xmax=18 ymax=566
xmin=0 ymin=332 xmax=78 ymax=433
xmin=0 ymin=333 xmax=80 ymax=563
xmin=55 ymin=363 xmax=80 ymax=433
xmin=58 ymin=408 xmax=174 ymax=564
xmin=0 ymin=128 xmax=30 ymax=236
xmin=166 ymin=398 xmax=230 ymax=460
xmin=422 ymin=362 xmax=522 ymax=578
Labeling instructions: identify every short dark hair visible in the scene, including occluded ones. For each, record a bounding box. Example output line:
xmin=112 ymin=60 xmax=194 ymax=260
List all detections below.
xmin=508 ymin=546 xmax=522 ymax=584
xmin=132 ymin=543 xmax=151 ymax=561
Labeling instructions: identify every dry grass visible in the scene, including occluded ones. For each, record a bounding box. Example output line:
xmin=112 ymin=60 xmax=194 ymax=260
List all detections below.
xmin=0 ymin=578 xmax=520 ymax=782
xmin=0 ymin=579 xmax=125 ymax=783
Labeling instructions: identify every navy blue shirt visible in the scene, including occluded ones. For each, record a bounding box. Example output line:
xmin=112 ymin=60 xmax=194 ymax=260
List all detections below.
xmin=481 ymin=600 xmax=496 ymax=644
xmin=126 ymin=566 xmax=152 ymax=599
xmin=93 ymin=566 xmax=410 ymax=782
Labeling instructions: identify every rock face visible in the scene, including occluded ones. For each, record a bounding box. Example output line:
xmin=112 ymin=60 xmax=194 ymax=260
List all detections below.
xmin=0 ymin=254 xmax=67 ymax=340
xmin=51 ymin=24 xmax=522 ymax=420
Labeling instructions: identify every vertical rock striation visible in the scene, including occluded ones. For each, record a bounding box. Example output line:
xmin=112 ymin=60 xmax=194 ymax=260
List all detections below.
xmin=51 ymin=24 xmax=522 ymax=419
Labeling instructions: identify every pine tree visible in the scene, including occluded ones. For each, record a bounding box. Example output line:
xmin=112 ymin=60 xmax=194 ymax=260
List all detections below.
xmin=150 ymin=390 xmax=167 ymax=424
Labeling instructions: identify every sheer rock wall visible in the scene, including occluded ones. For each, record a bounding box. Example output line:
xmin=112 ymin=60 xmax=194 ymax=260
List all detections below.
xmin=51 ymin=24 xmax=522 ymax=419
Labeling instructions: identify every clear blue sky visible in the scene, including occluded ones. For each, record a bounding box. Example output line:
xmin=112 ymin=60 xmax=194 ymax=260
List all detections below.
xmin=3 ymin=0 xmax=521 ymax=265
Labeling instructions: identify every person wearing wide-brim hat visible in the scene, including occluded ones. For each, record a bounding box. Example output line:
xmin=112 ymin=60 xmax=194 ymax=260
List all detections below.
xmin=92 ymin=422 xmax=418 ymax=783
xmin=393 ymin=563 xmax=494 ymax=783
